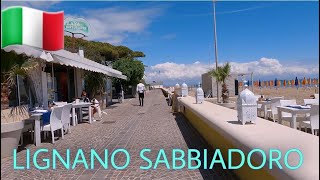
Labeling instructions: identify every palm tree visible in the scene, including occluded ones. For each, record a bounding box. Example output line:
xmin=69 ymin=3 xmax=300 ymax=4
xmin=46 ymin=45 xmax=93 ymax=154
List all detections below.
xmin=209 ymin=62 xmax=231 ymax=103
xmin=1 ymin=50 xmax=40 ymax=109
xmin=5 ymin=59 xmax=38 ymax=87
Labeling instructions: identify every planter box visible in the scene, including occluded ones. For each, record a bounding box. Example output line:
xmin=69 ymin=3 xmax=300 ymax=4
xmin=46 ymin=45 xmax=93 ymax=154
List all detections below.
xmin=1 ymin=106 xmax=29 ymax=159
xmin=1 ymin=121 xmax=24 ymax=159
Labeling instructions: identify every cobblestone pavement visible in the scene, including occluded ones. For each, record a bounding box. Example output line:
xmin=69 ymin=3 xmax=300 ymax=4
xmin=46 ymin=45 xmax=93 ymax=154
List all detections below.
xmin=1 ymin=90 xmax=237 ymax=180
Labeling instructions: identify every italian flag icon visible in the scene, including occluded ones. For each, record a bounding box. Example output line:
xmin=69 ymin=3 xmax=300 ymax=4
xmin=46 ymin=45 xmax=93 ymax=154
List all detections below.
xmin=1 ymin=6 xmax=64 ymax=51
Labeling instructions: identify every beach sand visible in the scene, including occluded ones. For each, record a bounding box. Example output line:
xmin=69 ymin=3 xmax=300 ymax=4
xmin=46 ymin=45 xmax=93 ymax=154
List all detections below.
xmin=189 ymin=87 xmax=319 ymax=105
xmin=252 ymin=87 xmax=318 ymax=105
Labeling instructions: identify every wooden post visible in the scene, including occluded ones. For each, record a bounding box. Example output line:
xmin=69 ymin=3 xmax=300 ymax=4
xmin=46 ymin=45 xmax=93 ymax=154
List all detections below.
xmin=251 ymin=72 xmax=254 ymax=93
xmin=72 ymin=33 xmax=76 ymax=53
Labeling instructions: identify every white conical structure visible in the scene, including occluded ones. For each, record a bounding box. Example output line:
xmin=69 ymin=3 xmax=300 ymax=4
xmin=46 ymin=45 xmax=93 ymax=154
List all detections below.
xmin=174 ymin=83 xmax=181 ymax=97
xmin=237 ymin=79 xmax=258 ymax=125
xmin=181 ymin=82 xmax=188 ymax=97
xmin=196 ymin=83 xmax=204 ymax=104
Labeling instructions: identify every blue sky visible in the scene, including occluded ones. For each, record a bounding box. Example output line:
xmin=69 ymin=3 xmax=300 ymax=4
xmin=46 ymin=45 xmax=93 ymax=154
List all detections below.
xmin=1 ymin=1 xmax=319 ymax=85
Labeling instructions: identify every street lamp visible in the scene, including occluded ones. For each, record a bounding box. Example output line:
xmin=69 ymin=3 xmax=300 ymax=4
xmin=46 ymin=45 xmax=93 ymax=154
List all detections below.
xmin=212 ymin=0 xmax=220 ymax=103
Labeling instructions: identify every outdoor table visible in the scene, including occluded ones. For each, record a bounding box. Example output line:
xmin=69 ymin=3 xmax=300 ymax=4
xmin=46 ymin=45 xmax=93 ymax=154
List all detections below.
xmin=72 ymin=102 xmax=92 ymax=126
xmin=257 ymin=100 xmax=272 ymax=119
xmin=277 ymin=105 xmax=311 ymax=129
xmin=30 ymin=113 xmax=43 ymax=146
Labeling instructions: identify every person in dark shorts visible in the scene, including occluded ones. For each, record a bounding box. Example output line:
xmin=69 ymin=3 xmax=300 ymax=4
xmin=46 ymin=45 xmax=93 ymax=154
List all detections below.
xmin=136 ymin=81 xmax=145 ymax=106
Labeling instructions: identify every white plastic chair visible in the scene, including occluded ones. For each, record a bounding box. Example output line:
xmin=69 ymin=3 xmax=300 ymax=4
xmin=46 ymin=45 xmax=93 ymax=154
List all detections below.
xmin=278 ymin=99 xmax=302 ymax=125
xmin=41 ymin=106 xmax=64 ymax=144
xmin=266 ymin=97 xmax=284 ymax=122
xmin=61 ymin=104 xmax=72 ymax=134
xmin=304 ymin=99 xmax=319 ymax=105
xmin=82 ymin=98 xmax=107 ymax=120
xmin=81 ymin=101 xmax=92 ymax=120
xmin=300 ymin=104 xmax=319 ymax=135
xmin=81 ymin=103 xmax=90 ymax=116
xmin=255 ymin=95 xmax=263 ymax=117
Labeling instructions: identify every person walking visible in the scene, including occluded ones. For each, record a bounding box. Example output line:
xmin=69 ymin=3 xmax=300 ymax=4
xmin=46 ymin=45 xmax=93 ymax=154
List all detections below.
xmin=136 ymin=81 xmax=146 ymax=106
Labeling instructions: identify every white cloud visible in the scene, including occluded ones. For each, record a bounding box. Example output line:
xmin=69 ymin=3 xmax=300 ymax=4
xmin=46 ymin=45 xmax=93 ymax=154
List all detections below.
xmin=66 ymin=7 xmax=163 ymax=44
xmin=145 ymin=57 xmax=319 ymax=85
xmin=145 ymin=61 xmax=214 ymax=85
xmin=229 ymin=57 xmax=319 ymax=77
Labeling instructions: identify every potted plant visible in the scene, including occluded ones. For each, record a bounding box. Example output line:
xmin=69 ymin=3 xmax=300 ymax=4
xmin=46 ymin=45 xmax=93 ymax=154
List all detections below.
xmin=1 ymin=105 xmax=30 ymax=159
xmin=209 ymin=62 xmax=235 ymax=109
xmin=1 ymin=51 xmax=39 ymax=159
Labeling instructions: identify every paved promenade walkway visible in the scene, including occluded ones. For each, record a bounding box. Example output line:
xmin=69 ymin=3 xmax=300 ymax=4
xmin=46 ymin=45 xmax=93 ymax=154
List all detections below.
xmin=1 ymin=90 xmax=236 ymax=180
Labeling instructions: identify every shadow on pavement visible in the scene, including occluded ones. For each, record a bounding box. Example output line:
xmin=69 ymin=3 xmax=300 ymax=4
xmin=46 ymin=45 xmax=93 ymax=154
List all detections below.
xmin=172 ymin=112 xmax=239 ymax=180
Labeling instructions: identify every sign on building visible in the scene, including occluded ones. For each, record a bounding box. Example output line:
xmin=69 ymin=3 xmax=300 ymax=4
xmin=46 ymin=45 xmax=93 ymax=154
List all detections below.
xmin=64 ymin=17 xmax=90 ymax=37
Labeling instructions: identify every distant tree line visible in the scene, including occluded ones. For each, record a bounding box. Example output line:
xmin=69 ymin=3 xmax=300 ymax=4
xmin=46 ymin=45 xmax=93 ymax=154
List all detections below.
xmin=1 ymin=36 xmax=146 ymax=108
xmin=64 ymin=36 xmax=146 ymax=97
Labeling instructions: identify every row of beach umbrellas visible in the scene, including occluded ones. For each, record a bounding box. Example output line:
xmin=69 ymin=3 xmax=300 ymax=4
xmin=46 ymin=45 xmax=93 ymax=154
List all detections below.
xmin=239 ymin=77 xmax=319 ymax=87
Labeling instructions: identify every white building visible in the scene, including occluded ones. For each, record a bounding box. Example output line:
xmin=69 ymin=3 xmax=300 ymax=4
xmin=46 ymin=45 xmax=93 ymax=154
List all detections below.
xmin=2 ymin=45 xmax=127 ymax=108
xmin=150 ymin=81 xmax=163 ymax=89
xmin=201 ymin=72 xmax=255 ymax=98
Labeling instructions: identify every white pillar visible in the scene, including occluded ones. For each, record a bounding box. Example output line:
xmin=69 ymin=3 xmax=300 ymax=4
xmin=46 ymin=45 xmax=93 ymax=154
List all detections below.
xmin=75 ymin=68 xmax=83 ymax=97
xmin=41 ymin=71 xmax=48 ymax=108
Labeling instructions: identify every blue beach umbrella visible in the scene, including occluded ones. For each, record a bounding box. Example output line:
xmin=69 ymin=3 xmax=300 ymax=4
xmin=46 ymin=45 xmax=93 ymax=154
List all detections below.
xmin=274 ymin=78 xmax=278 ymax=87
xmin=258 ymin=79 xmax=262 ymax=93
xmin=295 ymin=77 xmax=299 ymax=89
xmin=258 ymin=79 xmax=261 ymax=87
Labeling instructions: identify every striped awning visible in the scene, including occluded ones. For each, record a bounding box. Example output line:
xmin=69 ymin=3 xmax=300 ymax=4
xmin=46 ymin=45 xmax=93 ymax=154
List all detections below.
xmin=2 ymin=45 xmax=127 ymax=80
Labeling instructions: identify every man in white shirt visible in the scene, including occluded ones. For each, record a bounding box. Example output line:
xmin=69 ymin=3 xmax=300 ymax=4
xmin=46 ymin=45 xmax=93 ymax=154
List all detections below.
xmin=136 ymin=81 xmax=146 ymax=106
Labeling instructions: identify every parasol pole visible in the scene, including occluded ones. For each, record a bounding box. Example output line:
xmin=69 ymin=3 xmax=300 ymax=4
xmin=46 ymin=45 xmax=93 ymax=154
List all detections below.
xmin=251 ymin=72 xmax=253 ymax=93
xmin=259 ymin=80 xmax=262 ymax=95
xmin=52 ymin=62 xmax=55 ymax=101
xmin=212 ymin=0 xmax=219 ymax=103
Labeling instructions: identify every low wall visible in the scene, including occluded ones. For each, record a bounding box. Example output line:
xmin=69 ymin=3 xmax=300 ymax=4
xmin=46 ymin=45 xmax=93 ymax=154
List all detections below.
xmin=177 ymin=96 xmax=319 ymax=180
xmin=161 ymin=88 xmax=169 ymax=97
